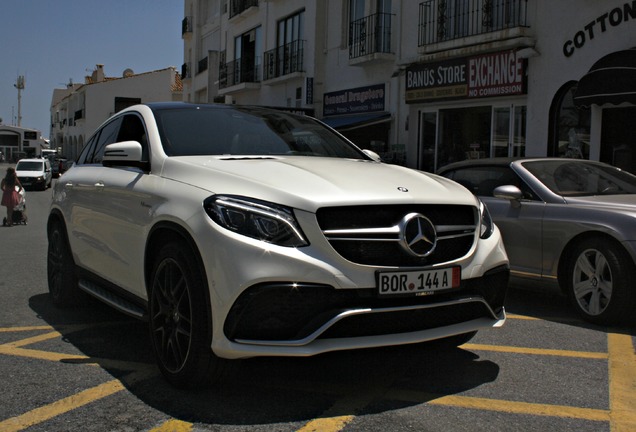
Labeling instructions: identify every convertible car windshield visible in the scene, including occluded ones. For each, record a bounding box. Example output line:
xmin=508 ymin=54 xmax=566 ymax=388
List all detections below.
xmin=153 ymin=106 xmax=367 ymax=160
xmin=522 ymin=160 xmax=636 ymax=196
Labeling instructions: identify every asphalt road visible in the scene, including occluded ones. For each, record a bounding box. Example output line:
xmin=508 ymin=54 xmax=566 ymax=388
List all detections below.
xmin=1 ymin=170 xmax=635 ymax=432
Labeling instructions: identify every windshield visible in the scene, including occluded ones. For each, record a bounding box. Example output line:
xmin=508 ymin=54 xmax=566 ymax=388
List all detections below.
xmin=153 ymin=106 xmax=367 ymax=160
xmin=523 ymin=160 xmax=636 ymax=196
xmin=16 ymin=161 xmax=44 ymax=171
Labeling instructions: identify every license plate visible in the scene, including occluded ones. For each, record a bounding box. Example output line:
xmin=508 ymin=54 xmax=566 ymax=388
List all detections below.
xmin=377 ymin=267 xmax=460 ymax=296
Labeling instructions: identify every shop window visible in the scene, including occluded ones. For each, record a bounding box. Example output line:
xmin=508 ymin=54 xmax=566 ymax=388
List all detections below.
xmin=437 ymin=106 xmax=491 ymax=169
xmin=549 ymin=82 xmax=591 ymax=159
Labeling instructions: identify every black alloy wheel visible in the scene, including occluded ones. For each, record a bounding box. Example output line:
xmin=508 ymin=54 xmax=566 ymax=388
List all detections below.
xmin=149 ymin=240 xmax=226 ymax=388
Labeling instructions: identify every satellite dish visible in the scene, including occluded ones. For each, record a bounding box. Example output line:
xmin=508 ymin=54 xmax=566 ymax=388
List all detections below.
xmin=122 ymin=68 xmax=134 ymax=77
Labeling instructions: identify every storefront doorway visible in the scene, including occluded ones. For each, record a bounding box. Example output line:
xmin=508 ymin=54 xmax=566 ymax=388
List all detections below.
xmin=418 ymin=104 xmax=526 ymax=172
xmin=600 ymin=106 xmax=636 ymax=174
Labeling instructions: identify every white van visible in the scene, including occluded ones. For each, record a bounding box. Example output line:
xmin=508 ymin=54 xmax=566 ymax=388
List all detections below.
xmin=15 ymin=158 xmax=52 ymax=190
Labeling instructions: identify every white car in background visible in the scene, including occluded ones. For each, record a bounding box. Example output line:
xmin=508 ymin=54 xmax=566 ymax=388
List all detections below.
xmin=15 ymin=158 xmax=52 ymax=190
xmin=47 ymin=102 xmax=509 ymax=388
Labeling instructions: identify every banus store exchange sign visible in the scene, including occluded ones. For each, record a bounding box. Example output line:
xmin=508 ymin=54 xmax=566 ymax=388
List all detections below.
xmin=323 ymin=84 xmax=385 ymax=116
xmin=405 ymin=50 xmax=527 ymax=103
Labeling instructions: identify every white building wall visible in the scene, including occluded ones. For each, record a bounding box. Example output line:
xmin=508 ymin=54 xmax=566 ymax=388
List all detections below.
xmin=50 ymin=67 xmax=180 ymax=159
xmin=525 ymin=0 xmax=636 ymax=157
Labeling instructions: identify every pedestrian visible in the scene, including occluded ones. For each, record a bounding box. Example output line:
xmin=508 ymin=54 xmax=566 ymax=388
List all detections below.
xmin=1 ymin=167 xmax=23 ymax=227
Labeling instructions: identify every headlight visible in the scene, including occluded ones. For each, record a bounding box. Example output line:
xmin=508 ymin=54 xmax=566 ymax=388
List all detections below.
xmin=479 ymin=200 xmax=495 ymax=239
xmin=204 ymin=195 xmax=308 ymax=247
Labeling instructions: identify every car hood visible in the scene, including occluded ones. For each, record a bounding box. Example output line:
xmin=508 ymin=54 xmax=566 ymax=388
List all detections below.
xmin=565 ymin=195 xmax=636 ymax=212
xmin=160 ymin=156 xmax=477 ymax=212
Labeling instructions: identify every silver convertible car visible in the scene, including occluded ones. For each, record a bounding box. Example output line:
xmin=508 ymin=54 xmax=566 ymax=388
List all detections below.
xmin=48 ymin=103 xmax=509 ymax=388
xmin=438 ymin=157 xmax=636 ymax=326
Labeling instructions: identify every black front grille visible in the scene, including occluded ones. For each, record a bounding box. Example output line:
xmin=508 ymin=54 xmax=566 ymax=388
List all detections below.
xmin=317 ymin=204 xmax=476 ymax=266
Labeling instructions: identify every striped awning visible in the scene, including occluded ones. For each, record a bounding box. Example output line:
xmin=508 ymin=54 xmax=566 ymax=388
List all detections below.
xmin=574 ymin=47 xmax=636 ymax=107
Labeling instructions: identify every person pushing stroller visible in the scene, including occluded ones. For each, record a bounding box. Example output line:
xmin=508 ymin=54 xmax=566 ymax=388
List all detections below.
xmin=1 ymin=167 xmax=25 ymax=227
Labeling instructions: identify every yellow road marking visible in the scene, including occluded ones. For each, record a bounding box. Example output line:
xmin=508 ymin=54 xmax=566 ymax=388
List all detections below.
xmin=463 ymin=343 xmax=608 ymax=359
xmin=1 ymin=324 xmax=633 ymax=431
xmin=5 ymin=331 xmax=63 ymax=348
xmin=387 ymin=390 xmax=610 ymax=422
xmin=506 ymin=313 xmax=539 ymax=320
xmin=0 ymin=325 xmax=53 ymax=332
xmin=0 ymin=344 xmax=89 ymax=362
xmin=608 ymin=332 xmax=636 ymax=432
xmin=0 ymin=379 xmax=125 ymax=432
xmin=149 ymin=419 xmax=193 ymax=432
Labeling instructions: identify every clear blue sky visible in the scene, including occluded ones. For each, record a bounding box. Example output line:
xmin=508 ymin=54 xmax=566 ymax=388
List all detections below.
xmin=0 ymin=0 xmax=183 ymax=139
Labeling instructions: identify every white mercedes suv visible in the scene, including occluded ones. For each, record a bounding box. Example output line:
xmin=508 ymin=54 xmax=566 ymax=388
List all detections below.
xmin=48 ymin=103 xmax=509 ymax=388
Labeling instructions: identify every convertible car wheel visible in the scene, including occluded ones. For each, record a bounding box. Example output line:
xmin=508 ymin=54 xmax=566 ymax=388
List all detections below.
xmin=47 ymin=221 xmax=82 ymax=307
xmin=149 ymin=241 xmax=226 ymax=388
xmin=566 ymin=238 xmax=635 ymax=325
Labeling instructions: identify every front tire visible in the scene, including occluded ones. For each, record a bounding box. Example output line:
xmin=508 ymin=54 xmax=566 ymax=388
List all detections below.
xmin=565 ymin=238 xmax=635 ymax=325
xmin=148 ymin=240 xmax=226 ymax=388
xmin=47 ymin=220 xmax=83 ymax=306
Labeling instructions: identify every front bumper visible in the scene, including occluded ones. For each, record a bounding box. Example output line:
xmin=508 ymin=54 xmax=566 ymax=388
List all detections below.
xmin=215 ymin=265 xmax=509 ymax=358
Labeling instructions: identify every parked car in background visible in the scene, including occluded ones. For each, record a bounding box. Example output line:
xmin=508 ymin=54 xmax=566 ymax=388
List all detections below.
xmin=46 ymin=155 xmax=60 ymax=178
xmin=58 ymin=158 xmax=73 ymax=175
xmin=438 ymin=157 xmax=636 ymax=326
xmin=46 ymin=154 xmax=71 ymax=178
xmin=15 ymin=158 xmax=52 ymax=190
xmin=48 ymin=102 xmax=509 ymax=388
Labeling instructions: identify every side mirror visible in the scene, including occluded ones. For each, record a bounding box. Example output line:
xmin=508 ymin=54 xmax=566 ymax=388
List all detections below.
xmin=493 ymin=185 xmax=523 ymax=207
xmin=103 ymin=141 xmax=145 ymax=169
xmin=362 ymin=149 xmax=382 ymax=162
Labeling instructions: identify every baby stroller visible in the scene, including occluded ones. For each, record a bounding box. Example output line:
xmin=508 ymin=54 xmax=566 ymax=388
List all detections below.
xmin=3 ymin=186 xmax=27 ymax=226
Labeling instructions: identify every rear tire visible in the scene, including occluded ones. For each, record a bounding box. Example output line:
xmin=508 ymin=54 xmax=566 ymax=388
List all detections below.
xmin=148 ymin=240 xmax=227 ymax=388
xmin=565 ymin=238 xmax=635 ymax=325
xmin=47 ymin=221 xmax=83 ymax=307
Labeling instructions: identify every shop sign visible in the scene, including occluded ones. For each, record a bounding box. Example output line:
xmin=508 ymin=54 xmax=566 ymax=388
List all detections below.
xmin=563 ymin=1 xmax=636 ymax=57
xmin=405 ymin=50 xmax=526 ymax=103
xmin=323 ymin=84 xmax=385 ymax=116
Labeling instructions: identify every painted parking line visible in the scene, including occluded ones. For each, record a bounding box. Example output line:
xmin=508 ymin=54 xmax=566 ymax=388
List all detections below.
xmin=608 ymin=332 xmax=636 ymax=432
xmin=0 ymin=379 xmax=125 ymax=432
xmin=148 ymin=419 xmax=194 ymax=432
xmin=0 ymin=323 xmax=633 ymax=431
xmin=296 ymin=329 xmax=633 ymax=432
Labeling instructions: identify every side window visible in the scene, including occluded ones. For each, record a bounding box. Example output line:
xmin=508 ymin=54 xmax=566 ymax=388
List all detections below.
xmin=77 ymin=133 xmax=100 ymax=165
xmin=91 ymin=118 xmax=123 ymax=164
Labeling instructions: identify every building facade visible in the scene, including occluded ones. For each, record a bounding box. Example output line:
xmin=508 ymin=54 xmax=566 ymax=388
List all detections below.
xmin=50 ymin=65 xmax=182 ymax=160
xmin=0 ymin=124 xmax=47 ymax=162
xmin=181 ymin=1 xmax=634 ymax=172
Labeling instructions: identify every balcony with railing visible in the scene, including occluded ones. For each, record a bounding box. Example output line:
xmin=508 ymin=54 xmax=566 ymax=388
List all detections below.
xmin=229 ymin=0 xmax=259 ymax=19
xmin=219 ymin=57 xmax=261 ymax=90
xmin=418 ymin=0 xmax=529 ymax=47
xmin=349 ymin=12 xmax=394 ymax=64
xmin=263 ymin=40 xmax=305 ymax=82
